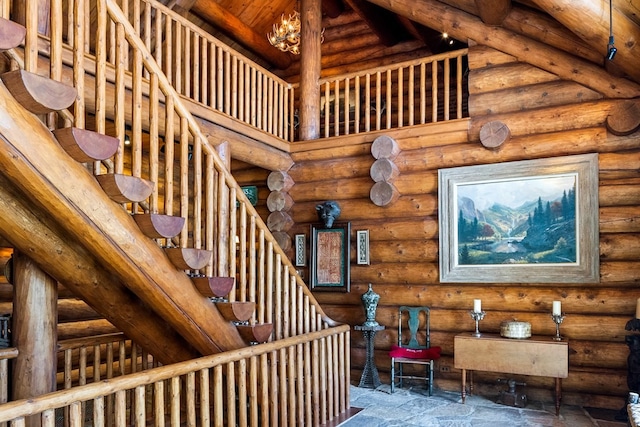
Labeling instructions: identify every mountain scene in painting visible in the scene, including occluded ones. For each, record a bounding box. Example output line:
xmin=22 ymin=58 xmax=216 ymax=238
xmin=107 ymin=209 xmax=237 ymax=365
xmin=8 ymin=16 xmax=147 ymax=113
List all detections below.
xmin=456 ymin=176 xmax=577 ymax=265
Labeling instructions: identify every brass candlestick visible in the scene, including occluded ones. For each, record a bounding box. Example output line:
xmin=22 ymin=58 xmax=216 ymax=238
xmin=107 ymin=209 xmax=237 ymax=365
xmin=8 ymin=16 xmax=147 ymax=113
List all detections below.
xmin=551 ymin=314 xmax=565 ymax=341
xmin=469 ymin=310 xmax=486 ymax=337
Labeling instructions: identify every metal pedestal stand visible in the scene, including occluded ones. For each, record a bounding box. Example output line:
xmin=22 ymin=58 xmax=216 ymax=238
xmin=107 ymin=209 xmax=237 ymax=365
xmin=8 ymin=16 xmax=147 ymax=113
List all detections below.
xmin=354 ymin=324 xmax=385 ymax=388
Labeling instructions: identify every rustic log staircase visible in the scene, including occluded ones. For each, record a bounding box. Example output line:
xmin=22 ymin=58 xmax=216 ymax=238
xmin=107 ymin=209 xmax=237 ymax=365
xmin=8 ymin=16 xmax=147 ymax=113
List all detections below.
xmin=0 ymin=3 xmax=352 ymax=425
xmin=0 ymin=0 xmax=337 ymax=358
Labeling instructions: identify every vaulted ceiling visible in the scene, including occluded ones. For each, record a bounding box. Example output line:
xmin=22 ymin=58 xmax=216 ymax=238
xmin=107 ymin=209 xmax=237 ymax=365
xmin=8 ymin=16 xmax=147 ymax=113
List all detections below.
xmin=165 ymin=0 xmax=639 ymax=88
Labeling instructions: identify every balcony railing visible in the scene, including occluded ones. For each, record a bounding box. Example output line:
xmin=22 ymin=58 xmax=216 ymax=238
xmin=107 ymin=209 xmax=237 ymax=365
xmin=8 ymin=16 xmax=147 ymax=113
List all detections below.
xmin=310 ymin=50 xmax=469 ymax=138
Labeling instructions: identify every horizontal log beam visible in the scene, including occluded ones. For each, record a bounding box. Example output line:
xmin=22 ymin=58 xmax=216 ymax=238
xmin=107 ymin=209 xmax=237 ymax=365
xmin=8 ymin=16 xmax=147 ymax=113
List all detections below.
xmin=363 ymin=0 xmax=640 ymax=98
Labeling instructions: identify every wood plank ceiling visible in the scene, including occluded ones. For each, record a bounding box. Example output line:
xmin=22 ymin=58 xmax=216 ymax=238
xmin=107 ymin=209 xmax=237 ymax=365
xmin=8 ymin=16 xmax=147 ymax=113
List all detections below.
xmin=164 ymin=0 xmax=640 ymax=86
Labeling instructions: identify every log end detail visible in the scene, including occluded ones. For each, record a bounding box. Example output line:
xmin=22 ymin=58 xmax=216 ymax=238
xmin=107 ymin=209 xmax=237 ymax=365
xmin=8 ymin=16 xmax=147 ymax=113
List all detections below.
xmin=267 ymin=170 xmax=295 ymax=192
xmin=215 ymin=301 xmax=255 ymax=322
xmin=267 ymin=211 xmax=293 ymax=232
xmin=606 ymin=99 xmax=640 ymax=136
xmin=266 ymin=190 xmax=294 ymax=212
xmin=133 ymin=213 xmax=185 ymax=239
xmin=236 ymin=323 xmax=273 ymax=344
xmin=164 ymin=247 xmax=212 ymax=271
xmin=272 ymin=231 xmax=292 ymax=252
xmin=53 ymin=127 xmax=119 ymax=162
xmin=1 ymin=69 xmax=77 ymax=114
xmin=192 ymin=276 xmax=235 ymax=298
xmin=0 ymin=18 xmax=26 ymax=51
xmin=370 ymin=181 xmax=400 ymax=207
xmin=95 ymin=174 xmax=154 ymax=203
xmin=370 ymin=158 xmax=399 ymax=183
xmin=479 ymin=120 xmax=510 ymax=149
xmin=371 ymin=135 xmax=400 ymax=160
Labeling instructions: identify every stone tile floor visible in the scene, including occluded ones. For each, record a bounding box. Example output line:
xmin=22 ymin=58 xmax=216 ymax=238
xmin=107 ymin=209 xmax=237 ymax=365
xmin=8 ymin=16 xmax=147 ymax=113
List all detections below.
xmin=340 ymin=385 xmax=627 ymax=427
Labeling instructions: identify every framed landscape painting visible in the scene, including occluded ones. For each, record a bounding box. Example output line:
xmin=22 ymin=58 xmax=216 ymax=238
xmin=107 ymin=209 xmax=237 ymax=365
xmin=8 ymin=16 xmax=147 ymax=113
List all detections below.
xmin=438 ymin=153 xmax=599 ymax=283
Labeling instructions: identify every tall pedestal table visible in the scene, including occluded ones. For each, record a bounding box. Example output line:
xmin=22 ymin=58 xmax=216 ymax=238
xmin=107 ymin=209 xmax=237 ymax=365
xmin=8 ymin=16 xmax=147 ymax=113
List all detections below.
xmin=354 ymin=324 xmax=385 ymax=388
xmin=454 ymin=333 xmax=568 ymax=415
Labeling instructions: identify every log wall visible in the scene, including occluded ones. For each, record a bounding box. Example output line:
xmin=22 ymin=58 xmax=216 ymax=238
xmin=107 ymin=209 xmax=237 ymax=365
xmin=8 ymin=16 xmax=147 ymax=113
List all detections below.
xmin=276 ymin=44 xmax=640 ymax=410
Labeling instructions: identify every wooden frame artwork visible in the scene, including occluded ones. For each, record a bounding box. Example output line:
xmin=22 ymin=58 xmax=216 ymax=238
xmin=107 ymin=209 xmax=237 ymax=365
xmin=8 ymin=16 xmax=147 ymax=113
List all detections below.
xmin=438 ymin=153 xmax=599 ymax=283
xmin=294 ymin=234 xmax=306 ymax=267
xmin=310 ymin=222 xmax=351 ymax=292
xmin=357 ymin=230 xmax=370 ymax=265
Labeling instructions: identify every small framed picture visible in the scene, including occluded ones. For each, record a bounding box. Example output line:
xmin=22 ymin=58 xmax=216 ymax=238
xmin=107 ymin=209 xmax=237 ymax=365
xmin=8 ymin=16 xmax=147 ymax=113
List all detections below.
xmin=357 ymin=230 xmax=370 ymax=265
xmin=294 ymin=234 xmax=306 ymax=267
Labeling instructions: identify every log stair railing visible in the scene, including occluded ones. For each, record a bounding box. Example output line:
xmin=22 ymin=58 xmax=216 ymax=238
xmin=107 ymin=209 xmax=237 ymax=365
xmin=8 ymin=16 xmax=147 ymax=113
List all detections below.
xmin=0 ymin=0 xmax=329 ymax=355
xmin=0 ymin=17 xmax=268 ymax=345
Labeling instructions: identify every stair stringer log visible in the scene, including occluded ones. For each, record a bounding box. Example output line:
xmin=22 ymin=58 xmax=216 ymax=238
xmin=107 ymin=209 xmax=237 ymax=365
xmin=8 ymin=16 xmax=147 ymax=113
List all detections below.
xmin=0 ymin=81 xmax=246 ymax=356
xmin=0 ymin=174 xmax=200 ymax=365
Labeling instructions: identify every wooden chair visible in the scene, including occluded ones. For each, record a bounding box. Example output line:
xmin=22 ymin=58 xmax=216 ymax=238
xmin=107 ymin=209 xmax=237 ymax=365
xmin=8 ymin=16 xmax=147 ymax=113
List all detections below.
xmin=390 ymin=306 xmax=440 ymax=395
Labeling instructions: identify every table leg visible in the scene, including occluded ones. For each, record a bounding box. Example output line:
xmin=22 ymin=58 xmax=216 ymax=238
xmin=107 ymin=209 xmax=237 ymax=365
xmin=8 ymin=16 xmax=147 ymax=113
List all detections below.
xmin=469 ymin=370 xmax=474 ymax=395
xmin=555 ymin=377 xmax=562 ymax=416
xmin=461 ymin=369 xmax=466 ymax=403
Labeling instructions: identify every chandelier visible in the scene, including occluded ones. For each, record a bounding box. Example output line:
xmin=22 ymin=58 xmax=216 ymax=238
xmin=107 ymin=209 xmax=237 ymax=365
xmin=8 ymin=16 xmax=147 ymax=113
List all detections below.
xmin=268 ymin=11 xmax=302 ymax=55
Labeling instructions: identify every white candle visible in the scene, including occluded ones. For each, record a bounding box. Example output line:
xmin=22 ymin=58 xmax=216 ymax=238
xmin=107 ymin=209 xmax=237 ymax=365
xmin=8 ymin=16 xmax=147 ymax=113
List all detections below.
xmin=552 ymin=301 xmax=561 ymax=316
xmin=635 ymin=298 xmax=640 ymax=319
xmin=473 ymin=299 xmax=482 ymax=313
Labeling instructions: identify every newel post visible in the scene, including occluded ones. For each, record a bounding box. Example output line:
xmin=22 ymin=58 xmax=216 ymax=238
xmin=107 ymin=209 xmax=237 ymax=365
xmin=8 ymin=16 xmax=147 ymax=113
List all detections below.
xmin=12 ymin=250 xmax=57 ymax=426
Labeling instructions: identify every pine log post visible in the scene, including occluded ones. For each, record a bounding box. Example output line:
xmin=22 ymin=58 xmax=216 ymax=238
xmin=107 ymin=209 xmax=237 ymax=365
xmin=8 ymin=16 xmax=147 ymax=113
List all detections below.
xmin=12 ymin=250 xmax=57 ymax=427
xmin=606 ymin=99 xmax=640 ymax=136
xmin=298 ymin=0 xmax=323 ymax=140
xmin=479 ymin=120 xmax=511 ymax=149
xmin=216 ymin=140 xmax=231 ymax=170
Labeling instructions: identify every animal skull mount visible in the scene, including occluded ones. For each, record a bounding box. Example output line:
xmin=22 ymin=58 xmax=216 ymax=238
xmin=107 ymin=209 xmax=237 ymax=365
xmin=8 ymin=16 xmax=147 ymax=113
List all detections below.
xmin=316 ymin=201 xmax=341 ymax=228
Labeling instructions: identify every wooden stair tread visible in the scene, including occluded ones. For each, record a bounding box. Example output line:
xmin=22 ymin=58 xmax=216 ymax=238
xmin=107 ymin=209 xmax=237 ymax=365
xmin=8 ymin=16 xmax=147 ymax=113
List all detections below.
xmin=1 ymin=69 xmax=76 ymax=114
xmin=0 ymin=18 xmax=26 ymax=50
xmin=95 ymin=173 xmax=154 ymax=203
xmin=191 ymin=276 xmax=235 ymax=298
xmin=236 ymin=323 xmax=273 ymax=344
xmin=53 ymin=127 xmax=119 ymax=162
xmin=215 ymin=301 xmax=255 ymax=322
xmin=164 ymin=247 xmax=212 ymax=270
xmin=133 ymin=214 xmax=185 ymax=239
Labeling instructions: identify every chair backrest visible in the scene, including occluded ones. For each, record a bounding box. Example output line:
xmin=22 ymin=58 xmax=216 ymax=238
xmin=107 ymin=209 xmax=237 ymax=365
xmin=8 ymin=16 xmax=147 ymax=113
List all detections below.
xmin=397 ymin=306 xmax=430 ymax=349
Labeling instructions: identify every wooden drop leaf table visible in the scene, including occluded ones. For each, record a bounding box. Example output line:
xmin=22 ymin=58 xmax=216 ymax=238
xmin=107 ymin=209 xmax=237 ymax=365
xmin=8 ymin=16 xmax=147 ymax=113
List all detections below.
xmin=454 ymin=333 xmax=568 ymax=415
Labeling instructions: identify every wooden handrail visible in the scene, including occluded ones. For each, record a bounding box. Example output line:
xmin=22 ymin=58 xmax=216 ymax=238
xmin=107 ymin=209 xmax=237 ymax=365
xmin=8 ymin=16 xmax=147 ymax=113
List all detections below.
xmin=0 ymin=325 xmax=351 ymax=425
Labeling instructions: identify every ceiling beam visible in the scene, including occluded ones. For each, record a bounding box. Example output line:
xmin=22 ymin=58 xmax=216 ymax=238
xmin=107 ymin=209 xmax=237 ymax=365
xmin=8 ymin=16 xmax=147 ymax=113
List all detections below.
xmin=174 ymin=0 xmax=292 ymax=70
xmin=529 ymin=0 xmax=640 ymax=84
xmin=343 ymin=0 xmax=414 ymax=46
xmin=397 ymin=17 xmax=464 ymax=54
xmin=362 ymin=0 xmax=640 ymax=97
xmin=474 ymin=0 xmax=511 ymax=26
xmin=322 ymin=0 xmax=345 ymax=18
